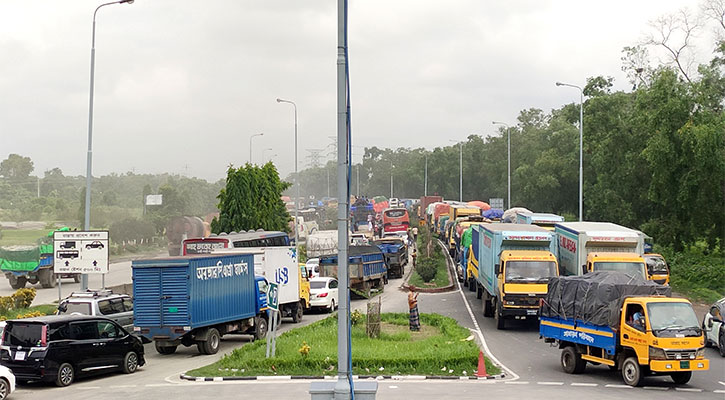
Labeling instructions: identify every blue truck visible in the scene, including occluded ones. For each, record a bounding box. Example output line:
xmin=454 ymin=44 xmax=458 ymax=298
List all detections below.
xmin=319 ymin=245 xmax=387 ymax=297
xmin=132 ymin=253 xmax=269 ymax=355
xmin=373 ymin=238 xmax=408 ymax=279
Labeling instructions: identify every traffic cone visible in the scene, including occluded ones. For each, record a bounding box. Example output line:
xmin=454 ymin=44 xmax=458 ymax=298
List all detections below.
xmin=474 ymin=351 xmax=488 ymax=377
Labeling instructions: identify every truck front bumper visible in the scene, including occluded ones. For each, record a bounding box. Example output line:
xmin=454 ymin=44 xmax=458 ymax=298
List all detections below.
xmin=502 ymin=306 xmax=539 ymax=318
xmin=650 ymin=359 xmax=709 ymax=372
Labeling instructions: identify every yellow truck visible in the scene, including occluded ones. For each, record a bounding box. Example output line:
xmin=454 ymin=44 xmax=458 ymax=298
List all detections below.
xmin=644 ymin=253 xmax=670 ymax=285
xmin=540 ymin=272 xmax=708 ymax=386
xmin=585 ymin=252 xmax=648 ymax=278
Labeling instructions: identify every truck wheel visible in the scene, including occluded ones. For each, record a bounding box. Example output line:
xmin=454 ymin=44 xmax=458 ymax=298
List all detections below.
xmin=292 ymin=302 xmax=304 ymax=323
xmin=462 ymin=275 xmax=468 ymax=288
xmin=154 ymin=342 xmax=177 ymax=355
xmin=9 ymin=276 xmax=26 ymax=290
xmin=621 ymin=356 xmax=642 ymax=386
xmin=476 ymin=284 xmax=482 ymax=299
xmin=198 ymin=328 xmax=221 ymax=355
xmin=561 ymin=347 xmax=586 ymax=374
xmin=483 ymin=296 xmax=493 ymax=318
xmin=469 ymin=278 xmax=476 ymax=292
xmin=253 ymin=316 xmax=268 ymax=341
xmin=40 ymin=269 xmax=56 ymax=288
xmin=495 ymin=300 xmax=505 ymax=330
xmin=670 ymin=371 xmax=692 ymax=385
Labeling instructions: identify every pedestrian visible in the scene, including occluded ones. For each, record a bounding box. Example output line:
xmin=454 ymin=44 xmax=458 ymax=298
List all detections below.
xmin=408 ymin=290 xmax=420 ymax=331
xmin=412 ymin=226 xmax=418 ymax=241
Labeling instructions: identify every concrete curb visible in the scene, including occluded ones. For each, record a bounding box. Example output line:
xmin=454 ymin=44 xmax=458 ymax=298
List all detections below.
xmin=179 ymin=373 xmax=506 ymax=382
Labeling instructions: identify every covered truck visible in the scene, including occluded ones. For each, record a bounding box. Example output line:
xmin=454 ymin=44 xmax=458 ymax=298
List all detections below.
xmin=306 ymin=230 xmax=339 ymax=258
xmin=319 ymin=245 xmax=386 ymax=297
xmin=555 ymin=222 xmax=646 ymax=279
xmin=471 ymin=223 xmax=558 ymax=329
xmin=540 ymin=272 xmax=709 ymax=386
xmin=132 ymin=253 xmax=269 ymax=355
xmin=419 ymin=196 xmax=443 ymax=221
xmin=373 ymin=237 xmax=408 ymax=279
xmin=515 ymin=211 xmax=564 ymax=230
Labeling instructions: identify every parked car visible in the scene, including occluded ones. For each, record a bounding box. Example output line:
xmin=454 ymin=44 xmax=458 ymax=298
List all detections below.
xmin=309 ymin=277 xmax=339 ymax=313
xmin=703 ymin=297 xmax=725 ymax=357
xmin=0 ymin=315 xmax=144 ymax=386
xmin=0 ymin=365 xmax=15 ymax=399
xmin=57 ymin=290 xmax=134 ymax=333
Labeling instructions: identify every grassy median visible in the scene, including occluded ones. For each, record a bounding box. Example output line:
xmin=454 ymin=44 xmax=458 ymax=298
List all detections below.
xmin=187 ymin=313 xmax=499 ymax=377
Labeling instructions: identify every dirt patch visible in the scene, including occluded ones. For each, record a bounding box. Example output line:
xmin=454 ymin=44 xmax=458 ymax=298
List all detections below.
xmin=381 ymin=321 xmax=439 ymax=341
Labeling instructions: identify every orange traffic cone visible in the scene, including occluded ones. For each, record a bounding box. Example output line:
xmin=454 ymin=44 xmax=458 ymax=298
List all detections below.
xmin=475 ymin=351 xmax=488 ymax=377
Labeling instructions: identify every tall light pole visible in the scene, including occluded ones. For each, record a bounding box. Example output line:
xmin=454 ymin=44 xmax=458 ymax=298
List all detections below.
xmin=262 ymin=147 xmax=273 ymax=164
xmin=267 ymin=153 xmax=277 ymax=163
xmin=83 ymin=0 xmax=134 ymax=291
xmin=424 ymin=154 xmax=428 ymax=196
xmin=450 ymin=139 xmax=462 ymax=202
xmin=390 ymin=162 xmax=394 ymax=199
xmin=492 ymin=121 xmax=511 ymax=209
xmin=276 ymin=98 xmax=299 ymax=260
xmin=248 ymin=133 xmax=264 ymax=164
xmin=556 ymin=81 xmax=584 ymax=221
xmin=356 ymin=164 xmax=360 ymax=197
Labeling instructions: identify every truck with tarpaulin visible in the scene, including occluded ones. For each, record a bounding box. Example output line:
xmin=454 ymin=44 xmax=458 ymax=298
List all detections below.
xmin=373 ymin=237 xmax=408 ymax=279
xmin=319 ymin=245 xmax=386 ymax=297
xmin=419 ymin=196 xmax=443 ymax=222
xmin=555 ymin=222 xmax=647 ymax=279
xmin=351 ymin=198 xmax=375 ymax=232
xmin=471 ymin=223 xmax=558 ymax=329
xmin=539 ymin=271 xmax=709 ymax=386
xmin=515 ymin=211 xmax=564 ymax=230
xmin=0 ymin=227 xmax=79 ymax=289
xmin=132 ymin=253 xmax=269 ymax=355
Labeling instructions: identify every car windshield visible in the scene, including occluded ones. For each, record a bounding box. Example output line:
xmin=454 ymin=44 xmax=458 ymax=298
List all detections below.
xmin=592 ymin=262 xmax=645 ymax=277
xmin=310 ymin=281 xmax=327 ymax=289
xmin=505 ymin=261 xmax=557 ymax=282
xmin=4 ymin=322 xmax=44 ymax=347
xmin=58 ymin=302 xmax=92 ymax=315
xmin=647 ymin=302 xmax=701 ymax=337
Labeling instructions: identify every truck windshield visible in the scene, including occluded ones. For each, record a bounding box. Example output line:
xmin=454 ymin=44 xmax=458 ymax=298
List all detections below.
xmin=505 ymin=261 xmax=557 ymax=282
xmin=647 ymin=302 xmax=701 ymax=337
xmin=592 ymin=262 xmax=644 ymax=277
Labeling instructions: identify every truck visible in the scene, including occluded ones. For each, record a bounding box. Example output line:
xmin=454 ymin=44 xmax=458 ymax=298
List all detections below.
xmin=132 ymin=253 xmax=269 ymax=355
xmin=373 ymin=237 xmax=408 ymax=278
xmin=306 ymin=230 xmax=339 ymax=258
xmin=540 ymin=272 xmax=709 ymax=386
xmin=419 ymin=196 xmax=443 ymax=222
xmin=515 ymin=211 xmax=564 ymax=230
xmin=319 ymin=245 xmax=387 ymax=297
xmin=0 ymin=228 xmax=80 ymax=289
xmin=471 ymin=223 xmax=559 ymax=329
xmin=555 ymin=222 xmax=647 ymax=279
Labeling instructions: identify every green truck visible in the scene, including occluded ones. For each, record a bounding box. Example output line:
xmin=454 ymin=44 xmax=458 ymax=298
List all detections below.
xmin=0 ymin=228 xmax=80 ymax=289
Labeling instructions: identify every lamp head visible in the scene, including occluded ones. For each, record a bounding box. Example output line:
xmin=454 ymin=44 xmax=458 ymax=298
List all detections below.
xmin=555 ymin=82 xmax=563 ymax=86
xmin=276 ymin=98 xmax=282 ymax=103
xmin=121 ymin=0 xmax=134 ymax=4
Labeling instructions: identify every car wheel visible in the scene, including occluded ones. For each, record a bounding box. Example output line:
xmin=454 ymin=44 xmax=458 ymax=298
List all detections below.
xmin=0 ymin=377 xmax=9 ymax=400
xmin=122 ymin=351 xmax=139 ymax=374
xmin=670 ymin=371 xmax=692 ymax=385
xmin=328 ymin=300 xmax=336 ymax=313
xmin=621 ymin=356 xmax=642 ymax=387
xmin=55 ymin=362 xmax=74 ymax=387
xmin=561 ymin=346 xmax=586 ymax=374
xmin=154 ymin=342 xmax=177 ymax=355
xmin=719 ymin=329 xmax=725 ymax=357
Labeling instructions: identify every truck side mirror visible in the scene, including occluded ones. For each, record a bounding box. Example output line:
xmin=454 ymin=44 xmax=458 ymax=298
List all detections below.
xmin=638 ymin=316 xmax=646 ymax=328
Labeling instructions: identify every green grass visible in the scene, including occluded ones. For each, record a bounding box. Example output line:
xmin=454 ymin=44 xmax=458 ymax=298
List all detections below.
xmin=187 ymin=313 xmax=499 ymax=377
xmin=0 ymin=304 xmax=57 ymax=320
xmin=0 ymin=229 xmax=48 ymax=247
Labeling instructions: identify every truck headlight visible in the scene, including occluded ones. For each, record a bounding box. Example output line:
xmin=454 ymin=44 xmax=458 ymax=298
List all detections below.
xmin=696 ymin=347 xmax=705 ymax=358
xmin=648 ymin=346 xmax=667 ymax=360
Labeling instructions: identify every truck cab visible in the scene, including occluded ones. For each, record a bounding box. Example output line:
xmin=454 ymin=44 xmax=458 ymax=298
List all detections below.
xmin=644 ymin=253 xmax=670 ymax=285
xmin=496 ymin=250 xmax=558 ymax=320
xmin=586 ymin=252 xmax=647 ymax=280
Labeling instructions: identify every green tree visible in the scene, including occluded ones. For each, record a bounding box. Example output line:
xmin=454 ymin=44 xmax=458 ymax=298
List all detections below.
xmin=0 ymin=154 xmax=34 ymax=181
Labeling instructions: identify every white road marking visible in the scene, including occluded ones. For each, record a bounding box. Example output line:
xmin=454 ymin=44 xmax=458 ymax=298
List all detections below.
xmin=643 ymin=386 xmax=669 ymax=391
xmin=145 ymin=383 xmax=177 ymax=387
xmin=605 ymin=384 xmax=633 ymax=389
xmin=570 ymin=383 xmax=598 ymax=387
xmin=447 ymin=241 xmax=519 ymax=381
xmin=719 ymin=381 xmax=725 ymax=386
xmin=674 ymin=387 xmax=703 ymax=392
xmin=109 ymin=384 xmax=137 ymax=388
xmin=389 ymin=385 xmax=399 ymax=389
xmin=713 ymin=390 xmax=725 ymax=394
xmin=537 ymin=381 xmax=564 ymax=385
xmin=504 ymin=381 xmax=529 ymax=385
xmin=75 ymin=386 xmax=101 ymax=390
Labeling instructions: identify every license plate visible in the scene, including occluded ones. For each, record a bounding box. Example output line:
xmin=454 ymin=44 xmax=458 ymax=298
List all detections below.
xmin=527 ymin=309 xmax=538 ymax=315
xmin=679 ymin=361 xmax=689 ymax=369
xmin=14 ymin=351 xmax=26 ymax=361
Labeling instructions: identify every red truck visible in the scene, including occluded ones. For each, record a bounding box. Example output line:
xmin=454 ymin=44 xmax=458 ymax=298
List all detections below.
xmin=419 ymin=196 xmax=443 ymax=221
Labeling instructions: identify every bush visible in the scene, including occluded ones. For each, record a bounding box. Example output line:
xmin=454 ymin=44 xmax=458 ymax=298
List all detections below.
xmin=416 ymin=257 xmax=438 ymax=282
xmin=658 ymin=246 xmax=724 ymax=303
xmin=11 ymin=288 xmax=36 ymax=309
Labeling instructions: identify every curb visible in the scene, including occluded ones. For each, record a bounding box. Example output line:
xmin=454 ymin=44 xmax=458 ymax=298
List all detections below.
xmin=179 ymin=373 xmax=506 ymax=382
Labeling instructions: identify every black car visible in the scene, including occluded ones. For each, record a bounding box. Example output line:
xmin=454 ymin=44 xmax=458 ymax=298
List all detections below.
xmin=0 ymin=315 xmax=144 ymax=387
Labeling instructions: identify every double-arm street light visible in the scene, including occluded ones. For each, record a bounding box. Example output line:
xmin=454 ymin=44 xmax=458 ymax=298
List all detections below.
xmin=262 ymin=147 xmax=273 ymax=164
xmin=249 ymin=133 xmax=264 ymax=164
xmin=276 ymin=98 xmax=299 ymax=258
xmin=83 ymin=0 xmax=134 ymax=291
xmin=449 ymin=139 xmax=462 ymax=202
xmin=556 ymin=81 xmax=584 ymax=221
xmin=492 ymin=121 xmax=511 ymax=209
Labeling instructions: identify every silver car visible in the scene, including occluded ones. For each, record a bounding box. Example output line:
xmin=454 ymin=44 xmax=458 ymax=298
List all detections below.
xmin=57 ymin=290 xmax=134 ymax=333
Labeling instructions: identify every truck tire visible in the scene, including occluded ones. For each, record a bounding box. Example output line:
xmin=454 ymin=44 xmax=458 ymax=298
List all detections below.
xmin=197 ymin=328 xmax=221 ymax=355
xmin=155 ymin=342 xmax=178 ymax=355
xmin=621 ymin=356 xmax=642 ymax=387
xmin=292 ymin=302 xmax=304 ymax=323
xmin=469 ymin=278 xmax=476 ymax=292
xmin=495 ymin=300 xmax=505 ymax=330
xmin=483 ymin=296 xmax=493 ymax=318
xmin=9 ymin=276 xmax=26 ymax=290
xmin=253 ymin=316 xmax=268 ymax=341
xmin=670 ymin=371 xmax=692 ymax=385
xmin=476 ymin=284 xmax=482 ymax=299
xmin=561 ymin=346 xmax=586 ymax=374
xmin=40 ymin=269 xmax=57 ymax=288
xmin=462 ymin=275 xmax=468 ymax=288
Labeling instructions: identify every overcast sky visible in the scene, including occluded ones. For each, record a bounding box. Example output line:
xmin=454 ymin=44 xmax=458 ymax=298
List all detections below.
xmin=0 ymin=0 xmax=715 ymax=182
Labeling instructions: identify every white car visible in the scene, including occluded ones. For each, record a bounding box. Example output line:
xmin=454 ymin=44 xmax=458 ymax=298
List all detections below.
xmin=0 ymin=365 xmax=16 ymax=399
xmin=309 ymin=277 xmax=339 ymax=313
xmin=703 ymin=297 xmax=725 ymax=357
xmin=306 ymin=258 xmax=320 ymax=278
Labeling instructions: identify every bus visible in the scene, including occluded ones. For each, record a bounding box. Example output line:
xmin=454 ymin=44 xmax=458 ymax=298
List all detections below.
xmin=382 ymin=208 xmax=410 ymax=234
xmin=182 ymin=230 xmax=290 ymax=255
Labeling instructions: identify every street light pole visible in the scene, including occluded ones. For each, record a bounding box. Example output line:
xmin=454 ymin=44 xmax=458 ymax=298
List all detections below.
xmin=492 ymin=121 xmax=511 ymax=209
xmin=276 ymin=98 xmax=299 ymax=262
xmin=262 ymin=147 xmax=273 ymax=165
xmin=556 ymin=81 xmax=584 ymax=221
xmin=424 ymin=154 xmax=428 ymax=196
xmin=450 ymin=140 xmax=462 ymax=201
xmin=356 ymin=164 xmax=360 ymax=197
xmin=248 ymin=133 xmax=264 ymax=164
xmin=390 ymin=163 xmax=394 ymax=199
xmin=83 ymin=0 xmax=134 ymax=291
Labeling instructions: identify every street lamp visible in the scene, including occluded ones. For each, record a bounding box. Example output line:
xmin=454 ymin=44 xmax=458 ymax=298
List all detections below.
xmin=262 ymin=147 xmax=273 ymax=164
xmin=556 ymin=81 xmax=584 ymax=221
xmin=449 ymin=139 xmax=462 ymax=202
xmin=276 ymin=98 xmax=299 ymax=259
xmin=267 ymin=153 xmax=278 ymax=163
xmin=424 ymin=153 xmax=428 ymax=196
xmin=248 ymin=133 xmax=264 ymax=164
xmin=390 ymin=162 xmax=394 ymax=199
xmin=83 ymin=0 xmax=134 ymax=291
xmin=492 ymin=121 xmax=511 ymax=209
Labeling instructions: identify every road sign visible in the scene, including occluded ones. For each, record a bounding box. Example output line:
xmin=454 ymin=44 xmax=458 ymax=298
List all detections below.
xmin=489 ymin=197 xmax=504 ymax=210
xmin=53 ymin=231 xmax=109 ymax=274
xmin=267 ymin=282 xmax=279 ymax=311
xmin=145 ymin=194 xmax=163 ymax=205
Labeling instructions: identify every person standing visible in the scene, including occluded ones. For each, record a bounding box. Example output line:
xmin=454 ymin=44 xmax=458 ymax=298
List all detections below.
xmin=408 ymin=290 xmax=420 ymax=331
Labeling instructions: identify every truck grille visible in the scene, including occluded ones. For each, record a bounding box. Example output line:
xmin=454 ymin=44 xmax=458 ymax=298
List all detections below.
xmin=505 ymin=294 xmax=544 ymax=307
xmin=665 ymin=350 xmax=696 ymax=360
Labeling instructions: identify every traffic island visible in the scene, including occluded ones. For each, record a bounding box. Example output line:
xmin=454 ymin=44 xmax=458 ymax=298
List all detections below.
xmin=402 ymin=228 xmax=454 ymax=293
xmin=184 ymin=313 xmax=500 ymax=379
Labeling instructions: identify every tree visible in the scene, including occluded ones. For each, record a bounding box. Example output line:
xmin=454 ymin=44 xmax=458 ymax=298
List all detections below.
xmin=0 ymin=154 xmax=34 ymax=181
xmin=212 ymin=162 xmax=292 ymax=233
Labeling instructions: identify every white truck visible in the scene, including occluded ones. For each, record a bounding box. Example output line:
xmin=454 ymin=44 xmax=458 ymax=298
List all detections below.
xmin=306 ymin=230 xmax=339 ymax=258
xmin=555 ymin=222 xmax=646 ymax=278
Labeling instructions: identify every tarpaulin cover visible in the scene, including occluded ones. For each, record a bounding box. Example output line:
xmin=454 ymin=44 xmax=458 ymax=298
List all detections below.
xmin=482 ymin=209 xmax=504 ymax=219
xmin=467 ymin=201 xmax=491 ymax=211
xmin=461 ymin=227 xmax=473 ymax=249
xmin=502 ymin=207 xmax=532 ymax=223
xmin=541 ymin=271 xmax=671 ymax=329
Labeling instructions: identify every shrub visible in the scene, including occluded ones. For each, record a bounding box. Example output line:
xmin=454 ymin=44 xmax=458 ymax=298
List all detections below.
xmin=416 ymin=257 xmax=438 ymax=282
xmin=11 ymin=288 xmax=36 ymax=309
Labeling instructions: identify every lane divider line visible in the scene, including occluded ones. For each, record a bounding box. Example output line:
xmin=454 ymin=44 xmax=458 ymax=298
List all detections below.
xmin=571 ymin=383 xmax=598 ymax=387
xmin=605 ymin=384 xmax=633 ymax=389
xmin=674 ymin=387 xmax=703 ymax=392
xmin=537 ymin=381 xmax=564 ymax=385
xmin=642 ymin=386 xmax=669 ymax=391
